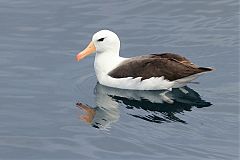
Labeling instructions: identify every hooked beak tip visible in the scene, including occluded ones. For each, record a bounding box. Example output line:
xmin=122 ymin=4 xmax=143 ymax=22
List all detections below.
xmin=76 ymin=54 xmax=81 ymax=62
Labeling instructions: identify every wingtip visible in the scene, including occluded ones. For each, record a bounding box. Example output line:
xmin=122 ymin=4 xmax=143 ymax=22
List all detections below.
xmin=199 ymin=67 xmax=215 ymax=72
xmin=208 ymin=67 xmax=216 ymax=71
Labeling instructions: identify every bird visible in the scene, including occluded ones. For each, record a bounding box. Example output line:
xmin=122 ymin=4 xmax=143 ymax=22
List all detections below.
xmin=76 ymin=30 xmax=213 ymax=90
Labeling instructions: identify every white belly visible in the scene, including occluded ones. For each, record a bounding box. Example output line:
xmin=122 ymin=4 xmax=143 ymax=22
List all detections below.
xmin=96 ymin=72 xmax=203 ymax=90
xmin=98 ymin=74 xmax=175 ymax=90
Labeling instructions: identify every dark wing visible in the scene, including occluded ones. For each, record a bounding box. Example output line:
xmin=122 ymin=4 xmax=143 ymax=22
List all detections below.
xmin=108 ymin=54 xmax=213 ymax=81
xmin=150 ymin=53 xmax=198 ymax=67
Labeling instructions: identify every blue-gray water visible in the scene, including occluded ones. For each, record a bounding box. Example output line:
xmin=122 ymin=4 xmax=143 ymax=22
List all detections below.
xmin=0 ymin=0 xmax=239 ymax=159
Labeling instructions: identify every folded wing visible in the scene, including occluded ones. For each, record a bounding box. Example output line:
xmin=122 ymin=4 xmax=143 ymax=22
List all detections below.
xmin=108 ymin=53 xmax=213 ymax=81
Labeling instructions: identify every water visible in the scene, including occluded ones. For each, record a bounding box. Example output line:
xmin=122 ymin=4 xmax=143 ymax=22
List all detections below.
xmin=0 ymin=0 xmax=239 ymax=159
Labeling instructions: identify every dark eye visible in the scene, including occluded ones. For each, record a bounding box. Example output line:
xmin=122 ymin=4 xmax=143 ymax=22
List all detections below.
xmin=97 ymin=38 xmax=105 ymax=42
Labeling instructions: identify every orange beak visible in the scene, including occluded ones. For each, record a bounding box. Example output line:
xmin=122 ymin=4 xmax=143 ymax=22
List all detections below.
xmin=76 ymin=41 xmax=96 ymax=62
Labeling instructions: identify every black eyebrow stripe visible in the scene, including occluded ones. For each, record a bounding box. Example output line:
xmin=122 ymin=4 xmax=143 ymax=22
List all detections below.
xmin=97 ymin=37 xmax=105 ymax=42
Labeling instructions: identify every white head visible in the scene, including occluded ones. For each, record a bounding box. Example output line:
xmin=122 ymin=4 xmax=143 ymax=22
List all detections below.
xmin=92 ymin=30 xmax=120 ymax=54
xmin=76 ymin=30 xmax=121 ymax=61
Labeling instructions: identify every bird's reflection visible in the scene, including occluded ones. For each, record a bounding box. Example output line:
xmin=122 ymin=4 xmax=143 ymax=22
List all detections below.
xmin=76 ymin=83 xmax=212 ymax=129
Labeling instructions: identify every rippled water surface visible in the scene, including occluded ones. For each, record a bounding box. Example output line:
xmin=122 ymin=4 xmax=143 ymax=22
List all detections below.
xmin=0 ymin=0 xmax=239 ymax=159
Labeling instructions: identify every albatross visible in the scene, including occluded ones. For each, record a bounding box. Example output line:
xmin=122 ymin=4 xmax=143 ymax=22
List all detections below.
xmin=76 ymin=30 xmax=213 ymax=90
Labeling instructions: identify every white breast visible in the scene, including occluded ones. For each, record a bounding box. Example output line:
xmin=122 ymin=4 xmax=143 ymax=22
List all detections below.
xmin=94 ymin=52 xmax=127 ymax=84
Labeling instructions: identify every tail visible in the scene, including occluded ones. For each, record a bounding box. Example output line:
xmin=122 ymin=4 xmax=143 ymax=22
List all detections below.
xmin=173 ymin=67 xmax=214 ymax=88
xmin=198 ymin=67 xmax=215 ymax=73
